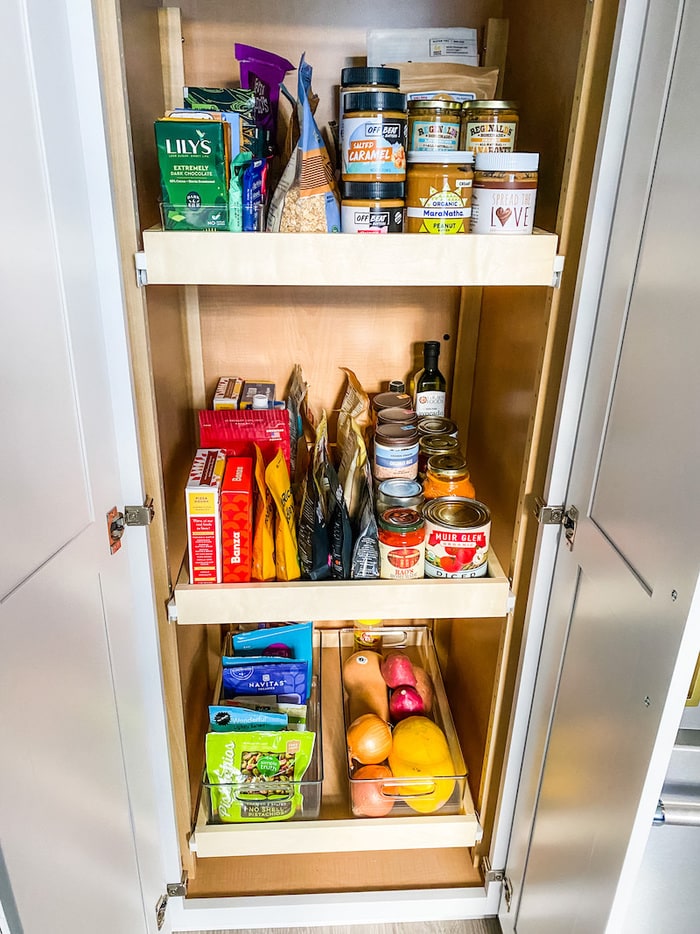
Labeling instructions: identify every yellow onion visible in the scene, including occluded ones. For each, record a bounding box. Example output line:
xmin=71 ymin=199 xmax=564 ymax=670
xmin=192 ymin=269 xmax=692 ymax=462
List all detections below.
xmin=346 ymin=713 xmax=392 ymax=765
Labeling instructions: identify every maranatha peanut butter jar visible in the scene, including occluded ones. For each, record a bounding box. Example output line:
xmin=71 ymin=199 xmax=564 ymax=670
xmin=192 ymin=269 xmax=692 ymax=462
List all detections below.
xmin=470 ymin=151 xmax=539 ymax=235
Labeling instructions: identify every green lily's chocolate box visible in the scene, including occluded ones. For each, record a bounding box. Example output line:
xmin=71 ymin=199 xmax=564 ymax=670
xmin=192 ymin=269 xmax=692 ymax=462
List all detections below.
xmin=155 ymin=113 xmax=230 ymax=230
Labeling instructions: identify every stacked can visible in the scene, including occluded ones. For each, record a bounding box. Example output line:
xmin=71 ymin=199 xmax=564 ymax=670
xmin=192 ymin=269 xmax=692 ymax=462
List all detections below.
xmin=340 ymin=68 xmax=407 ymax=233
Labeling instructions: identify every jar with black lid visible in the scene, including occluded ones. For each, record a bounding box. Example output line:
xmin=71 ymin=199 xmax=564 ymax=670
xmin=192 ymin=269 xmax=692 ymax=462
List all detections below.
xmin=341 ymin=90 xmax=407 ymax=183
xmin=339 ymin=66 xmax=401 ymax=120
xmin=341 ymin=181 xmax=405 ymax=233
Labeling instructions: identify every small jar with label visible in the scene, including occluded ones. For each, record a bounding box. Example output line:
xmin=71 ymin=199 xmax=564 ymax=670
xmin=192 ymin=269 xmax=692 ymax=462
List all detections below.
xmin=471 ymin=152 xmax=539 ymax=235
xmin=341 ymin=91 xmax=407 ymax=183
xmin=461 ymin=100 xmax=519 ymax=153
xmin=353 ymin=618 xmax=383 ymax=652
xmin=341 ymin=182 xmax=405 ymax=233
xmin=406 ymin=151 xmax=474 ymax=234
xmin=378 ymin=507 xmax=425 ymax=580
xmin=423 ymin=453 xmax=475 ymax=500
xmin=376 ymin=478 xmax=425 ymax=515
xmin=407 ymin=99 xmax=463 ymax=152
xmin=418 ymin=433 xmax=460 ymax=479
xmin=373 ymin=423 xmax=420 ymax=481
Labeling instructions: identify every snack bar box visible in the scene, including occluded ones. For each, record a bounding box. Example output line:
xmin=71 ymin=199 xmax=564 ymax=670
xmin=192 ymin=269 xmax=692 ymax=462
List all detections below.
xmin=8 ymin=4 xmax=700 ymax=934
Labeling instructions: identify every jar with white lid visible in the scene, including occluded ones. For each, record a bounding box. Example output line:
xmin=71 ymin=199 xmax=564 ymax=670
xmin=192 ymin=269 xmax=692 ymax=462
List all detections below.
xmin=406 ymin=151 xmax=474 ymax=234
xmin=470 ymin=152 xmax=539 ymax=235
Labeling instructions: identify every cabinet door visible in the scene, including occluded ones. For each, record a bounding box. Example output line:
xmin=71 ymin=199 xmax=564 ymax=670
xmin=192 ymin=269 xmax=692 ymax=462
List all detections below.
xmin=0 ymin=1 xmax=171 ymax=932
xmin=502 ymin=0 xmax=700 ymax=931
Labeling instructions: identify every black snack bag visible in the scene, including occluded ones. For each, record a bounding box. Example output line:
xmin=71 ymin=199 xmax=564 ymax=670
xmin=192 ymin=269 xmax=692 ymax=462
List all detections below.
xmin=351 ymin=458 xmax=380 ymax=579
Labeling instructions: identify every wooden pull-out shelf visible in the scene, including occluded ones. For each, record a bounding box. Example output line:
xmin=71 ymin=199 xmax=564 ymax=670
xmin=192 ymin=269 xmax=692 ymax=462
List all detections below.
xmin=190 ymin=634 xmax=483 ymax=858
xmin=140 ymin=228 xmax=560 ymax=287
xmin=172 ymin=549 xmax=511 ymax=625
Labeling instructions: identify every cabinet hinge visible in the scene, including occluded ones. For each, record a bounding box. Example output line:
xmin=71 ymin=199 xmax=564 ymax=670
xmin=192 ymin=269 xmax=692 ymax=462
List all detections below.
xmin=107 ymin=497 xmax=155 ymax=554
xmin=166 ymin=871 xmax=188 ymax=898
xmin=483 ymin=857 xmax=513 ymax=911
xmin=552 ymin=254 xmax=565 ymax=288
xmin=534 ymin=498 xmax=579 ymax=550
xmin=155 ymin=874 xmax=188 ymax=931
xmin=135 ymin=250 xmax=148 ymax=287
xmin=124 ymin=496 xmax=155 ymax=527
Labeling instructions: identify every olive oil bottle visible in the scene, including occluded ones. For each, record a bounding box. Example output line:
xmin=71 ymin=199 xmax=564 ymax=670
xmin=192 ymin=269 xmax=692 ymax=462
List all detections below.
xmin=413 ymin=341 xmax=447 ymax=416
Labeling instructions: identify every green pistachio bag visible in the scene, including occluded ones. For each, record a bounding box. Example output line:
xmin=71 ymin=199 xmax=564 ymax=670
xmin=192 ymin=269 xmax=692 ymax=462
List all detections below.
xmin=206 ymin=729 xmax=315 ymax=822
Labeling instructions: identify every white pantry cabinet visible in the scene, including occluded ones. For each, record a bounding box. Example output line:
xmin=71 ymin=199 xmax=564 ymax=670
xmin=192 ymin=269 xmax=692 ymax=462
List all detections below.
xmin=4 ymin=0 xmax=699 ymax=932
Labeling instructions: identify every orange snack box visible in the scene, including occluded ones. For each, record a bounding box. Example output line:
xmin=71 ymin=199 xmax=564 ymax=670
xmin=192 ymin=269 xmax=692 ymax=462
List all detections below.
xmin=186 ymin=449 xmax=226 ymax=584
xmin=221 ymin=456 xmax=254 ymax=583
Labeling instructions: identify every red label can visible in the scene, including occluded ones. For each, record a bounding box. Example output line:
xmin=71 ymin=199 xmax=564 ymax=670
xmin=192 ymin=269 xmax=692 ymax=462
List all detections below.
xmin=423 ymin=497 xmax=490 ymax=578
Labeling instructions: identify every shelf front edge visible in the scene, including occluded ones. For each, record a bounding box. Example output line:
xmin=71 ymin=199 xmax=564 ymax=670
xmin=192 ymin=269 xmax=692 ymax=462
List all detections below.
xmin=173 ymin=551 xmax=510 ymax=624
xmin=192 ymin=813 xmax=481 ymax=858
xmin=142 ymin=228 xmax=559 ymax=287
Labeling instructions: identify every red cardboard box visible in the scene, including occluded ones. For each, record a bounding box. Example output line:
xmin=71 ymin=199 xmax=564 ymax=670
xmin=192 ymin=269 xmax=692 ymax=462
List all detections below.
xmin=199 ymin=408 xmax=291 ymax=469
xmin=221 ymin=456 xmax=254 ymax=583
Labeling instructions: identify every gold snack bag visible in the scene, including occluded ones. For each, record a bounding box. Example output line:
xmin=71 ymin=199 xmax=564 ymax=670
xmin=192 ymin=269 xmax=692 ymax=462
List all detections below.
xmin=252 ymin=444 xmax=276 ymax=581
xmin=266 ymin=450 xmax=301 ymax=581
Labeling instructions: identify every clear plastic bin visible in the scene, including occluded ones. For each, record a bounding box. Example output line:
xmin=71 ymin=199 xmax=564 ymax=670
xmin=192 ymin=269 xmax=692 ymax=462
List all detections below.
xmin=339 ymin=626 xmax=469 ymax=818
xmin=159 ymin=201 xmax=229 ymax=231
xmin=201 ymin=625 xmax=323 ymax=823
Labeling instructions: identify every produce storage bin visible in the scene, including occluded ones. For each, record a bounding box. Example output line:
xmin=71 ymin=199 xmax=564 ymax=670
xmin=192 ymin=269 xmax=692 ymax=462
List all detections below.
xmin=339 ymin=626 xmax=469 ymax=818
xmin=200 ymin=625 xmax=323 ymax=824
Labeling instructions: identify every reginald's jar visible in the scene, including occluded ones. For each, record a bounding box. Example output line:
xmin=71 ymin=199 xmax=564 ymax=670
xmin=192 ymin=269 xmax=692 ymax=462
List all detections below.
xmin=461 ymin=100 xmax=519 ymax=153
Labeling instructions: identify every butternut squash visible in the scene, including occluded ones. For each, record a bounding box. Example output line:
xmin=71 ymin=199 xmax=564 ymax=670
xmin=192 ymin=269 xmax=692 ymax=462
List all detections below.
xmin=342 ymin=651 xmax=390 ymax=722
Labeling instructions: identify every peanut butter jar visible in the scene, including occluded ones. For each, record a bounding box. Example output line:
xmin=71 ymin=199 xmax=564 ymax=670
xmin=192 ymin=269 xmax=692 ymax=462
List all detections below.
xmin=406 ymin=151 xmax=474 ymax=234
xmin=470 ymin=152 xmax=539 ymax=235
xmin=461 ymin=100 xmax=519 ymax=153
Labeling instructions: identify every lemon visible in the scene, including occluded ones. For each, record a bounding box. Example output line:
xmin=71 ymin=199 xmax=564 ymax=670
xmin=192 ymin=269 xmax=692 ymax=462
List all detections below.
xmin=387 ymin=716 xmax=456 ymax=813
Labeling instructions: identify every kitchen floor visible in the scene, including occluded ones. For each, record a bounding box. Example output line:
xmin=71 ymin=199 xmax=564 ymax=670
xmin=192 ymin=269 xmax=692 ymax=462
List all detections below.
xmin=185 ymin=922 xmax=502 ymax=933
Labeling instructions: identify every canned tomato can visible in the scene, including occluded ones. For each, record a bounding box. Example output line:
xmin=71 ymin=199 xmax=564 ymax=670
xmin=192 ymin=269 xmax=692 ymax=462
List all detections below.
xmin=378 ymin=507 xmax=425 ymax=579
xmin=422 ymin=497 xmax=491 ymax=578
xmin=376 ymin=478 xmax=425 ymax=515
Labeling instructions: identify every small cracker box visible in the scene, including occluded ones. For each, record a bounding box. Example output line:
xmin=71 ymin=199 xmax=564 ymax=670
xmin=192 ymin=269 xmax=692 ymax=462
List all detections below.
xmin=221 ymin=456 xmax=254 ymax=583
xmin=186 ymin=449 xmax=226 ymax=584
xmin=213 ymin=377 xmax=244 ymax=410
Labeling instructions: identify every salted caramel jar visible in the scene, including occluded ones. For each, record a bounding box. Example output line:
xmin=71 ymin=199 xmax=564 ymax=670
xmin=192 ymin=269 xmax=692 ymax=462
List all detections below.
xmin=406 ymin=151 xmax=474 ymax=234
xmin=470 ymin=152 xmax=539 ymax=235
xmin=341 ymin=91 xmax=407 ymax=183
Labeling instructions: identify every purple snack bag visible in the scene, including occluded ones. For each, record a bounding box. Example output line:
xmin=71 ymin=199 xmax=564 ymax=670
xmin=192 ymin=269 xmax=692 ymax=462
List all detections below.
xmin=235 ymin=44 xmax=294 ymax=153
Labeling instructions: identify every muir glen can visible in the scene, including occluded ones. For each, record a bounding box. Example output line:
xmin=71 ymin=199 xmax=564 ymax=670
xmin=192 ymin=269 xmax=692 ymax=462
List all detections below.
xmin=423 ymin=497 xmax=491 ymax=578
